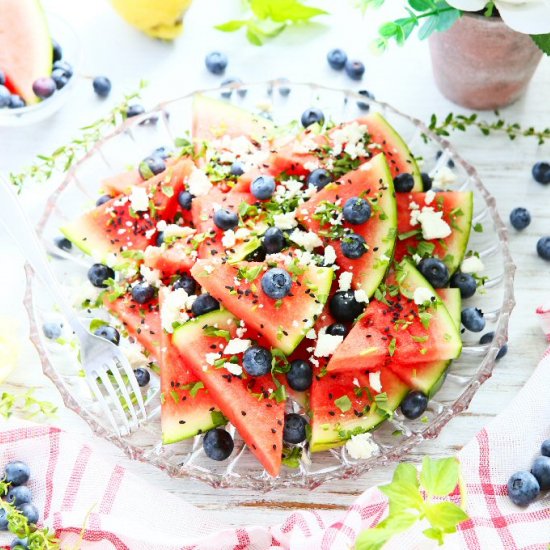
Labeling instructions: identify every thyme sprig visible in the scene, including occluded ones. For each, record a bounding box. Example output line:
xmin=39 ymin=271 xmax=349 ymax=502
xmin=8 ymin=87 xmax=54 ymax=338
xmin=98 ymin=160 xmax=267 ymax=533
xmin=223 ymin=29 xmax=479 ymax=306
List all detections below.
xmin=428 ymin=112 xmax=550 ymax=145
xmin=9 ymin=80 xmax=148 ymax=192
xmin=0 ymin=389 xmax=58 ymax=420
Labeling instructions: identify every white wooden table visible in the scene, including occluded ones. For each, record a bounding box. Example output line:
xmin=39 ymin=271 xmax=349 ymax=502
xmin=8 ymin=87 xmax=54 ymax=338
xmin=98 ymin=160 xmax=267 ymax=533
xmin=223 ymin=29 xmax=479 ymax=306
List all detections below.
xmin=1 ymin=0 xmax=550 ymax=529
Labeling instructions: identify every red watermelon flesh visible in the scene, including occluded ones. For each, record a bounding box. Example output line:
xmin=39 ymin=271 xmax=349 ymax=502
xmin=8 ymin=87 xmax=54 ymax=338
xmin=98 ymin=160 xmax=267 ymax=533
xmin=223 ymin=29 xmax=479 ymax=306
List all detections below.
xmin=143 ymin=238 xmax=197 ymax=279
xmin=101 ymin=169 xmax=142 ymax=196
xmin=171 ymin=309 xmax=285 ymax=477
xmin=297 ymin=154 xmax=397 ymax=298
xmin=394 ymin=191 xmax=473 ymax=274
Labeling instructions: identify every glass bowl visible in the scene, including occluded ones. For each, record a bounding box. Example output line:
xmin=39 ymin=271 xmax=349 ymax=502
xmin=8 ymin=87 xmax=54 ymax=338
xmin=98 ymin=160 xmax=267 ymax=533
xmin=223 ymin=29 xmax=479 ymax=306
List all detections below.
xmin=25 ymin=81 xmax=515 ymax=490
xmin=0 ymin=13 xmax=80 ymax=127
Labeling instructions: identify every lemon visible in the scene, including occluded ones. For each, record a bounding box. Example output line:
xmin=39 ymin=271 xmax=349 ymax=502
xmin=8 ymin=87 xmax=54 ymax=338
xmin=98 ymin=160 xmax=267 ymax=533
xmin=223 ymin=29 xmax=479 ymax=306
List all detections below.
xmin=110 ymin=0 xmax=193 ymax=40
xmin=0 ymin=318 xmax=18 ymax=384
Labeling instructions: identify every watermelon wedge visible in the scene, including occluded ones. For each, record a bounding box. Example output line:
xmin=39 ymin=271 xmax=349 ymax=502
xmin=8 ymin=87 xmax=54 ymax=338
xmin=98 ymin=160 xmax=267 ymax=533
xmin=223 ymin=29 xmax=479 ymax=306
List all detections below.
xmin=297 ymin=154 xmax=397 ymax=298
xmin=327 ymin=259 xmax=462 ymax=372
xmin=101 ymin=169 xmax=142 ymax=196
xmin=143 ymin=238 xmax=197 ymax=279
xmin=395 ymin=191 xmax=473 ymax=273
xmin=172 ymin=309 xmax=285 ymax=477
xmin=191 ymin=259 xmax=333 ymax=355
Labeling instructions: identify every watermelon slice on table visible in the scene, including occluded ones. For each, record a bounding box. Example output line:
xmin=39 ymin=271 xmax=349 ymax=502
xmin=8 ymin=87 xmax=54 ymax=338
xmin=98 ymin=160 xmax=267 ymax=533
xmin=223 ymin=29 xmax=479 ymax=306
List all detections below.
xmin=191 ymin=259 xmax=334 ymax=355
xmin=172 ymin=309 xmax=286 ymax=477
xmin=61 ymin=158 xmax=195 ymax=259
xmin=395 ymin=191 xmax=473 ymax=274
xmin=158 ymin=289 xmax=225 ymax=444
xmin=327 ymin=259 xmax=462 ymax=372
xmin=297 ymin=154 xmax=397 ymax=298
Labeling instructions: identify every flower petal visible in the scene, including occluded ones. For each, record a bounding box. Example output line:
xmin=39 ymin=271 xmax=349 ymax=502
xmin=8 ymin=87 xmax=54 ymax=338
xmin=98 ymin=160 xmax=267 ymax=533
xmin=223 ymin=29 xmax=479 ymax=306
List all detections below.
xmin=496 ymin=0 xmax=550 ymax=34
xmin=445 ymin=0 xmax=487 ymax=10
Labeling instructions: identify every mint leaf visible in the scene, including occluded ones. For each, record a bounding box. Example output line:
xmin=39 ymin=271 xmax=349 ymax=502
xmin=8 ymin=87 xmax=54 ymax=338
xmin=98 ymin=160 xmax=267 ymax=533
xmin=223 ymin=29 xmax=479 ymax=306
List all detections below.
xmin=355 ymin=512 xmax=418 ymax=550
xmin=425 ymin=501 xmax=469 ymax=534
xmin=334 ymin=395 xmax=352 ymax=412
xmin=420 ymin=456 xmax=460 ymax=497
xmin=379 ymin=480 xmax=424 ymax=513
xmin=531 ymin=33 xmax=550 ymax=55
xmin=392 ymin=462 xmax=419 ymax=487
xmin=211 ymin=410 xmax=228 ymax=426
xmin=89 ymin=318 xmax=108 ymax=332
xmin=215 ymin=20 xmax=248 ymax=32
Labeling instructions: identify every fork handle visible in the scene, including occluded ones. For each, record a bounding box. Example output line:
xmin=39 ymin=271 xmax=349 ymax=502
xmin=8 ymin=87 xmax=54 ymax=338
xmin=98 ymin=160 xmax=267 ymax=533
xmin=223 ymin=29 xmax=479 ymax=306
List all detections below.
xmin=0 ymin=182 xmax=88 ymax=340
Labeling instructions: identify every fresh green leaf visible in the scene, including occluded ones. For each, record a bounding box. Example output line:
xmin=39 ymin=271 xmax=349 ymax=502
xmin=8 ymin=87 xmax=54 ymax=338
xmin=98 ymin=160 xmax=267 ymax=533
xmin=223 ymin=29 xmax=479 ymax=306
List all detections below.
xmin=211 ymin=410 xmax=228 ymax=426
xmin=89 ymin=318 xmax=108 ymax=332
xmin=420 ymin=456 xmax=460 ymax=497
xmin=408 ymin=0 xmax=431 ymax=10
xmin=531 ymin=33 xmax=550 ymax=56
xmin=202 ymin=325 xmax=231 ymax=342
xmin=282 ymin=446 xmax=303 ymax=468
xmin=379 ymin=480 xmax=424 ymax=513
xmin=392 ymin=462 xmax=419 ymax=487
xmin=215 ymin=20 xmax=248 ymax=32
xmin=425 ymin=501 xmax=469 ymax=533
xmin=355 ymin=512 xmax=419 ymax=550
xmin=334 ymin=395 xmax=352 ymax=413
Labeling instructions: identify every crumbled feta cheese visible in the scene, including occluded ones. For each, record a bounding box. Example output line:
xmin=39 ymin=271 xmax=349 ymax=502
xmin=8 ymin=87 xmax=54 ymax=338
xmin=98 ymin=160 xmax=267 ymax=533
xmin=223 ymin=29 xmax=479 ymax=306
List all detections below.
xmin=352 ymin=378 xmax=360 ymax=387
xmin=140 ymin=265 xmax=162 ymax=287
xmin=203 ymin=264 xmax=214 ymax=275
xmin=306 ymin=329 xmax=317 ymax=340
xmin=289 ymin=229 xmax=323 ymax=251
xmin=156 ymin=220 xmax=167 ymax=232
xmin=226 ymin=363 xmax=243 ymax=376
xmin=314 ymin=332 xmax=343 ymax=357
xmin=331 ymin=122 xmax=368 ymax=158
xmin=413 ymin=286 xmax=435 ymax=306
xmin=293 ymin=249 xmax=317 ymax=267
xmin=236 ymin=326 xmax=247 ymax=338
xmin=424 ymin=189 xmax=436 ymax=205
xmin=369 ymin=371 xmax=382 ymax=393
xmin=205 ymin=353 xmax=221 ymax=366
xmin=303 ymin=160 xmax=320 ymax=172
xmin=122 ymin=342 xmax=149 ymax=368
xmin=323 ymin=245 xmax=337 ymax=266
xmin=273 ymin=211 xmax=298 ymax=230
xmin=160 ymin=288 xmax=190 ymax=333
xmin=430 ymin=166 xmax=456 ymax=189
xmin=461 ymin=256 xmax=484 ymax=273
xmin=163 ymin=224 xmax=195 ymax=239
xmin=129 ymin=186 xmax=149 ymax=212
xmin=345 ymin=433 xmax=378 ymax=460
xmin=187 ymin=168 xmax=212 ymax=197
xmin=234 ymin=227 xmax=251 ymax=240
xmin=145 ymin=228 xmax=157 ymax=240
xmin=417 ymin=207 xmax=452 ymax=240
xmin=339 ymin=271 xmax=353 ymax=292
xmin=292 ymin=137 xmax=318 ymax=154
xmin=221 ymin=230 xmax=236 ymax=248
xmin=354 ymin=289 xmax=369 ymax=303
xmin=224 ymin=338 xmax=251 ymax=355
xmin=412 ymin=253 xmax=422 ymax=264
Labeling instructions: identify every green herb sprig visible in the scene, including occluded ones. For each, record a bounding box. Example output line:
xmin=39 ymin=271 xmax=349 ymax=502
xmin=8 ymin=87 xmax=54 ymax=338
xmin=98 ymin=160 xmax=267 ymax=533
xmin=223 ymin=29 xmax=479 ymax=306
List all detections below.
xmin=355 ymin=456 xmax=468 ymax=549
xmin=0 ymin=390 xmax=57 ymax=420
xmin=9 ymin=80 xmax=148 ymax=192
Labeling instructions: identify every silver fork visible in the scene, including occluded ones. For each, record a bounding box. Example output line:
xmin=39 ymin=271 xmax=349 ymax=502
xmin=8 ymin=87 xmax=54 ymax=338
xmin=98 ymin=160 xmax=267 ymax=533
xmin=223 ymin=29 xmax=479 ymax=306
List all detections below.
xmin=0 ymin=181 xmax=146 ymax=436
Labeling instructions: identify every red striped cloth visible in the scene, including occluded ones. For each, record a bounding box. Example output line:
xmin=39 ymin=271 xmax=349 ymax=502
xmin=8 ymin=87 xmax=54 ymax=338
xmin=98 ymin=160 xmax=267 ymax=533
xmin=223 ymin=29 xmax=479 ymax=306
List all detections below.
xmin=2 ymin=310 xmax=550 ymax=549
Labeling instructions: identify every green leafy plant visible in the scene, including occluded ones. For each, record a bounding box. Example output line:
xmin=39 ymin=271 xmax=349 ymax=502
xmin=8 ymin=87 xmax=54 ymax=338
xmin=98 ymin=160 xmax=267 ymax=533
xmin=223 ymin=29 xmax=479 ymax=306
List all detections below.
xmin=0 ymin=390 xmax=57 ymax=420
xmin=355 ymin=456 xmax=468 ymax=549
xmin=9 ymin=80 xmax=148 ymax=192
xmin=215 ymin=0 xmax=328 ymax=45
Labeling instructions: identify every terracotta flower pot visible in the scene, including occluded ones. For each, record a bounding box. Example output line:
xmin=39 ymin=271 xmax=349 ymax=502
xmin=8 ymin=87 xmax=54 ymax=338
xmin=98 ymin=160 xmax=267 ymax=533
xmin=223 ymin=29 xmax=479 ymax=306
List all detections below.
xmin=428 ymin=13 xmax=543 ymax=110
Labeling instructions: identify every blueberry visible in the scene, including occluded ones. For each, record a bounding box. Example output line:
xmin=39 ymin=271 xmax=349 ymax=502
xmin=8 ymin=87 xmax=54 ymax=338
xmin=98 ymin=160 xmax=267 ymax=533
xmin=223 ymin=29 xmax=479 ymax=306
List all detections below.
xmin=11 ymin=537 xmax=28 ymax=550
xmin=134 ymin=367 xmax=150 ymax=387
xmin=4 ymin=461 xmax=30 ymax=486
xmin=230 ymin=161 xmax=245 ymax=177
xmin=9 ymin=95 xmax=25 ymax=109
xmin=243 ymin=345 xmax=272 ymax=377
xmin=418 ymin=258 xmax=450 ymax=288
xmin=174 ymin=273 xmax=197 ymax=294
xmin=509 ymin=207 xmax=531 ymax=230
xmin=43 ymin=322 xmax=62 ymax=340
xmin=344 ymin=59 xmax=365 ymax=81
xmin=203 ymin=428 xmax=234 ymax=460
xmin=139 ymin=156 xmax=166 ymax=179
xmin=287 ymin=359 xmax=313 ymax=391
xmin=261 ymin=268 xmax=292 ymax=299
xmin=53 ymin=60 xmax=73 ymax=77
xmin=537 ymin=236 xmax=550 ymax=260
xmin=343 ymin=197 xmax=371 ymax=225
xmin=508 ymin=471 xmax=540 ymax=506
xmin=152 ymin=146 xmax=172 ymax=160
xmin=93 ymin=76 xmax=112 ymax=98
xmin=532 ymin=162 xmax=550 ymax=184
xmin=541 ymin=439 xmax=550 ymax=457
xmin=52 ymin=39 xmax=63 ymax=62
xmin=277 ymin=78 xmax=291 ymax=96
xmin=530 ymin=456 xmax=550 ymax=490
xmin=307 ymin=168 xmax=332 ymax=190
xmin=96 ymin=194 xmax=113 ymax=207
xmin=326 ymin=323 xmax=348 ymax=337
xmin=32 ymin=77 xmax=56 ymax=99
xmin=0 ymin=85 xmax=12 ymax=108
xmin=393 ymin=173 xmax=415 ymax=193
xmin=87 ymin=263 xmax=115 ymax=288
xmin=220 ymin=78 xmax=245 ymax=98
xmin=450 ymin=272 xmax=477 ymax=299
xmin=213 ymin=208 xmax=238 ymax=230
xmin=421 ymin=172 xmax=433 ymax=191
xmin=436 ymin=150 xmax=455 ymax=168
xmin=341 ymin=232 xmax=367 ymax=259
xmin=192 ymin=293 xmax=220 ymax=316
xmin=479 ymin=331 xmax=508 ymax=360
xmin=327 ymin=48 xmax=347 ymax=70
xmin=0 ymin=69 xmax=5 ymax=85
xmin=126 ymin=104 xmax=145 ymax=118
xmin=301 ymin=108 xmax=325 ymax=128
xmin=93 ymin=325 xmax=120 ymax=346
xmin=400 ymin=391 xmax=428 ymax=419
xmin=17 ymin=503 xmax=39 ymax=525
xmin=54 ymin=236 xmax=72 ymax=251
xmin=262 ymin=227 xmax=285 ymax=254
xmin=6 ymin=486 xmax=32 ymax=506
xmin=357 ymin=89 xmax=374 ymax=111
xmin=283 ymin=413 xmax=308 ymax=444
xmin=0 ymin=509 xmax=7 ymax=530
xmin=51 ymin=69 xmax=69 ymax=90
xmin=178 ymin=190 xmax=193 ymax=211
xmin=156 ymin=231 xmax=164 ymax=246
xmin=461 ymin=307 xmax=485 ymax=332
xmin=329 ymin=291 xmax=365 ymax=322
xmin=251 ymin=175 xmax=276 ymax=200
xmin=131 ymin=282 xmax=155 ymax=304
xmin=205 ymin=51 xmax=228 ymax=75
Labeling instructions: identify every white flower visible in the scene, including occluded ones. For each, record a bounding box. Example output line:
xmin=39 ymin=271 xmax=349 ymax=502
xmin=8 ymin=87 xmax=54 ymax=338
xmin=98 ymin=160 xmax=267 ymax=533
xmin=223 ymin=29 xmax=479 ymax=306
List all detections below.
xmin=446 ymin=0 xmax=550 ymax=34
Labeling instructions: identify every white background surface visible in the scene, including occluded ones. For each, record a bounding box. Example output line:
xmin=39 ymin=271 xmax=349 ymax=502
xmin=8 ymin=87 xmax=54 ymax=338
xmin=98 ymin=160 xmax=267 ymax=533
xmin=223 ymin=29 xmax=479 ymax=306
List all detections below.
xmin=1 ymin=0 xmax=550 ymax=529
